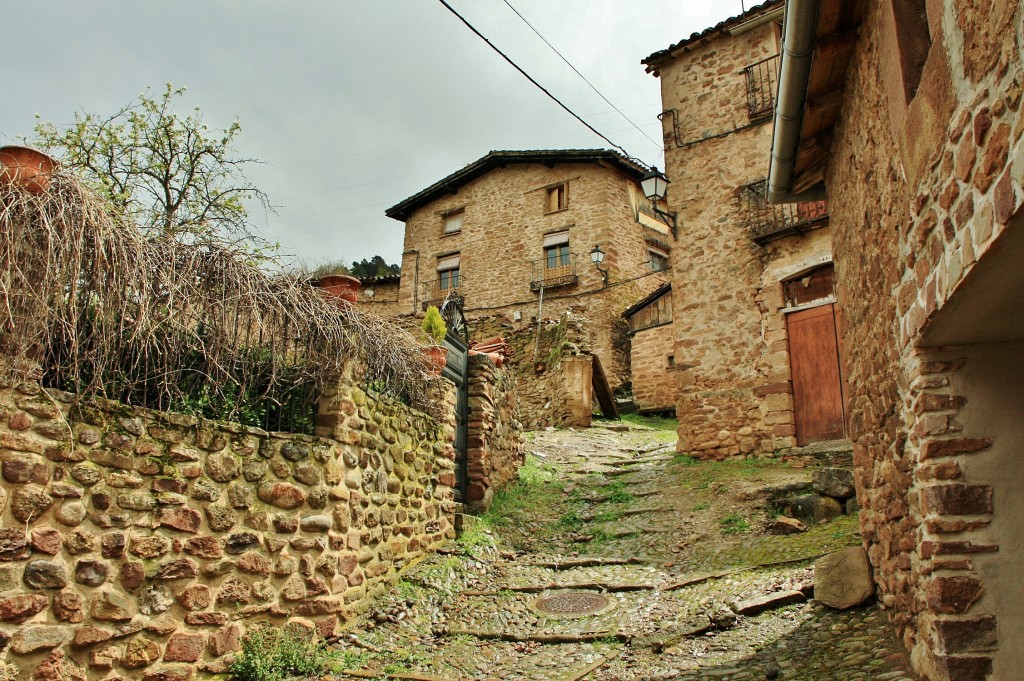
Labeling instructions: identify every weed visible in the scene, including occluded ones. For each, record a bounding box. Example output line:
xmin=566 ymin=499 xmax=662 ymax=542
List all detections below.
xmin=719 ymin=514 xmax=751 ymax=535
xmin=621 ymin=412 xmax=679 ymax=432
xmin=592 ymin=509 xmax=623 ymax=523
xmin=672 ymin=454 xmax=699 ymax=466
xmin=229 ymin=623 xmax=341 ymax=681
xmin=557 ymin=509 xmax=585 ymax=529
xmin=691 ymin=502 xmax=711 ymax=512
xmin=601 ymin=481 xmax=635 ymax=504
xmin=482 ymin=454 xmax=561 ymax=528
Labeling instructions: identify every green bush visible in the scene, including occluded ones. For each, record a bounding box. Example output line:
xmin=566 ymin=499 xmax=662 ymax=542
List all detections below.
xmin=229 ymin=624 xmax=341 ymax=681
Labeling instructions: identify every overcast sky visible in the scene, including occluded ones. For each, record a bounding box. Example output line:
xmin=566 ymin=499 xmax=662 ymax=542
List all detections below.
xmin=1 ymin=1 xmax=744 ymax=270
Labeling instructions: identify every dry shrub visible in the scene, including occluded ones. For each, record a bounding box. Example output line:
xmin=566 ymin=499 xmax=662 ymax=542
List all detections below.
xmin=0 ymin=168 xmax=441 ymax=423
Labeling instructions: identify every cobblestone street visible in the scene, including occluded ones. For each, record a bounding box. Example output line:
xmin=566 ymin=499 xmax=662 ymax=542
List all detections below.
xmin=330 ymin=424 xmax=918 ymax=681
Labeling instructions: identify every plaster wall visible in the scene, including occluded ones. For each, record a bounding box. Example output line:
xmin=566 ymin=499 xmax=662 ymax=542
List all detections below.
xmin=952 ymin=342 xmax=1024 ymax=679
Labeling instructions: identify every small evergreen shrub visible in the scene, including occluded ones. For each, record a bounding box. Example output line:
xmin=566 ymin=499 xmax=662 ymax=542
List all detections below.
xmin=421 ymin=305 xmax=447 ymax=345
xmin=229 ymin=624 xmax=341 ymax=681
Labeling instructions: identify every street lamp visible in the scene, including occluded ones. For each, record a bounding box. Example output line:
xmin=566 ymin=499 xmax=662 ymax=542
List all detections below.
xmin=640 ymin=166 xmax=678 ymax=239
xmin=590 ymin=245 xmax=608 ymax=286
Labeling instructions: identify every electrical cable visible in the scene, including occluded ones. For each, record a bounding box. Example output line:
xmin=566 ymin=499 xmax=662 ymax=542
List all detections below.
xmin=499 ymin=0 xmax=662 ymax=149
xmin=435 ymin=0 xmax=636 ymax=161
xmin=462 ymin=266 xmax=667 ymax=314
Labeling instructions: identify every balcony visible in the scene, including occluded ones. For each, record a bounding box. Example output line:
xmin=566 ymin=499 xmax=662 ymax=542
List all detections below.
xmin=742 ymin=179 xmax=829 ymax=244
xmin=530 ymin=253 xmax=579 ymax=291
xmin=744 ymin=55 xmax=780 ymax=121
xmin=421 ymin=278 xmax=463 ymax=310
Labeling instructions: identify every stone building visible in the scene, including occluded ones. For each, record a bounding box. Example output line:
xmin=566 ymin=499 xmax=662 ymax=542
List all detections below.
xmin=643 ymin=0 xmax=842 ymax=459
xmin=622 ymin=283 xmax=676 ymax=413
xmin=385 ymin=149 xmax=672 ymax=426
xmin=355 ymin=274 xmax=401 ymax=317
xmin=768 ymin=0 xmax=1023 ymax=678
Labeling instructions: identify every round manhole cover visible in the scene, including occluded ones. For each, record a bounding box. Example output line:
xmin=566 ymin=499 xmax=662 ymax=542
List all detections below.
xmin=533 ymin=591 xmax=613 ymax=617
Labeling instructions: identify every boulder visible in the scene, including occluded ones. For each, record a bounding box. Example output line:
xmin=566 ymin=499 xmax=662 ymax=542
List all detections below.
xmin=768 ymin=516 xmax=807 ymax=535
xmin=783 ymin=494 xmax=843 ymax=526
xmin=814 ymin=546 xmax=875 ymax=609
xmin=812 ymin=467 xmax=856 ymax=499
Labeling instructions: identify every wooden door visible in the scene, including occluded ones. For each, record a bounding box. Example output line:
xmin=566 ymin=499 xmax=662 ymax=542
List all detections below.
xmin=787 ymin=304 xmax=847 ymax=445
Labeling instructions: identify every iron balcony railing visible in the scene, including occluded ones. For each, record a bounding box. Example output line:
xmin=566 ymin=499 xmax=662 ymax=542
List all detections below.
xmin=744 ymin=54 xmax=780 ymax=120
xmin=530 ymin=253 xmax=578 ymax=291
xmin=742 ymin=179 xmax=829 ymax=244
xmin=421 ymin=277 xmax=463 ymax=310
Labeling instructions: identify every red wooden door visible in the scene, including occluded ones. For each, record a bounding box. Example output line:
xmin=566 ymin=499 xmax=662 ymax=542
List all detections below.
xmin=787 ymin=304 xmax=847 ymax=445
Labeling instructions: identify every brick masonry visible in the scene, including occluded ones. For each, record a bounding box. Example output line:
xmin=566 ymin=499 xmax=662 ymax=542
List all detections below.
xmin=822 ymin=0 xmax=1024 ymax=678
xmin=0 ymin=365 xmax=459 ymax=679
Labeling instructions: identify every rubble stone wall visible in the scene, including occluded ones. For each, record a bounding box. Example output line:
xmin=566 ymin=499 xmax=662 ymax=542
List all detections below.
xmin=0 ymin=371 xmax=456 ymax=680
xmin=629 ymin=323 xmax=676 ymax=413
xmin=470 ymin=312 xmax=594 ymax=430
xmin=656 ymin=18 xmax=836 ymax=459
xmin=357 ymin=279 xmax=402 ymax=318
xmin=464 ymin=356 xmax=525 ymax=511
xmin=825 ymin=0 xmax=1024 ymax=678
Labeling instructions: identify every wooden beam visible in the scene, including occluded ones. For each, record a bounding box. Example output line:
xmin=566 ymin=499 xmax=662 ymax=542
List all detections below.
xmin=806 ymin=87 xmax=846 ymax=115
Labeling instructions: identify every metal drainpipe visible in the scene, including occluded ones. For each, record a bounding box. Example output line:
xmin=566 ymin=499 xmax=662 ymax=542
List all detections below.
xmin=767 ymin=0 xmax=826 ymax=204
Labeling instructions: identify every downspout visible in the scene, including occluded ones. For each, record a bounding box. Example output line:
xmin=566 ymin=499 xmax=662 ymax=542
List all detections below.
xmin=767 ymin=0 xmax=827 ymax=204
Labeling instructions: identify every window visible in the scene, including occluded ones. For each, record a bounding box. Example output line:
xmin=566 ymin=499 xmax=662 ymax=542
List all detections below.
xmin=543 ymin=231 xmax=570 ymax=271
xmin=442 ymin=209 xmax=463 ymax=234
xmin=546 ymin=183 xmax=568 ymax=212
xmin=783 ymin=264 xmax=835 ymax=308
xmin=647 ymin=245 xmax=669 ymax=272
xmin=436 ymin=254 xmax=460 ymax=292
xmin=666 ymin=355 xmax=676 ymax=369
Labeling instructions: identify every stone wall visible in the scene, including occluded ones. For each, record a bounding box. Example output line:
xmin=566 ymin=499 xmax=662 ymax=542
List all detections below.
xmin=463 ymin=356 xmax=525 ymax=511
xmin=356 ymin=277 xmax=402 ymax=318
xmin=823 ymin=0 xmax=1024 ymax=677
xmin=396 ymin=160 xmax=669 ymax=393
xmin=471 ymin=311 xmax=595 ymax=430
xmin=0 ymin=371 xmax=456 ymax=680
xmin=629 ymin=323 xmax=676 ymax=413
xmin=653 ymin=14 xmax=837 ymax=459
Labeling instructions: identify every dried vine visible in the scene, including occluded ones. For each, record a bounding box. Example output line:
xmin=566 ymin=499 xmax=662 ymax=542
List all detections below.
xmin=0 ymin=168 xmax=441 ymax=424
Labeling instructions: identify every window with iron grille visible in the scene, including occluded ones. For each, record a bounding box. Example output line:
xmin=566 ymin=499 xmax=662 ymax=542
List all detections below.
xmin=744 ymin=54 xmax=780 ymax=120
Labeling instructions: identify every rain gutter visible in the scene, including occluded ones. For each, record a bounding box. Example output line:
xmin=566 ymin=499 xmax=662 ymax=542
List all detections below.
xmin=767 ymin=0 xmax=827 ymax=204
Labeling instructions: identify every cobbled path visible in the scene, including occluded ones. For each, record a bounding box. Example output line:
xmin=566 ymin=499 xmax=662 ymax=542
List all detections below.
xmin=328 ymin=425 xmax=918 ymax=681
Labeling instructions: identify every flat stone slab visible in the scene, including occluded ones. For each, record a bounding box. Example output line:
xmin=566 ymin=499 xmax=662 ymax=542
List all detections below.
xmin=732 ymin=590 xmax=807 ymax=616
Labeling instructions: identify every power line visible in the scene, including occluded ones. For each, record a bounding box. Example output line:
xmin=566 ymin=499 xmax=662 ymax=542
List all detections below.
xmin=499 ymin=0 xmax=662 ymax=149
xmin=435 ymin=0 xmax=636 ymax=160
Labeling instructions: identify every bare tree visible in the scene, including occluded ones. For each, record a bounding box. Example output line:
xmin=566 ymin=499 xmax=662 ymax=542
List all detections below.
xmin=32 ymin=83 xmax=273 ymax=248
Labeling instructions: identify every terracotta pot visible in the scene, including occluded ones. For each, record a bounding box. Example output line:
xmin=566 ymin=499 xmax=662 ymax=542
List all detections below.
xmin=317 ymin=274 xmax=361 ymax=305
xmin=421 ymin=345 xmax=448 ymax=376
xmin=0 ymin=146 xmax=58 ymax=194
